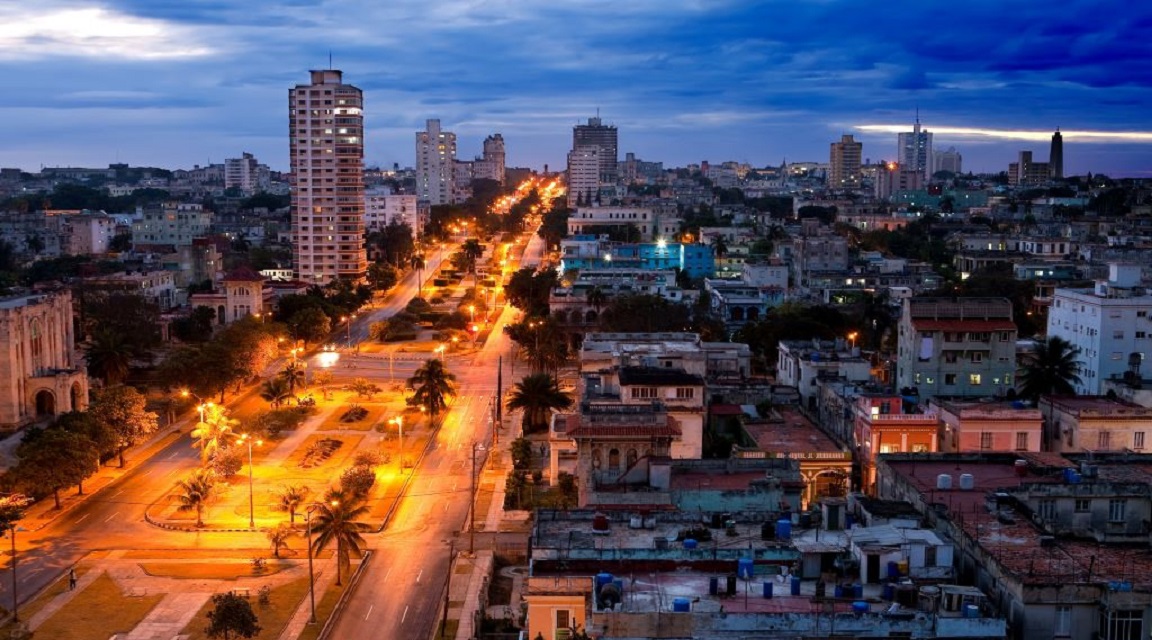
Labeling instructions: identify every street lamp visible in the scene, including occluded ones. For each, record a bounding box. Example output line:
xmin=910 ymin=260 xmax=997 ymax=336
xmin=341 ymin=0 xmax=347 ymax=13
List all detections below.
xmin=389 ymin=416 xmax=405 ymax=472
xmin=469 ymin=442 xmax=485 ymax=555
xmin=181 ymin=390 xmax=212 ymax=423
xmin=341 ymin=314 xmax=355 ymax=348
xmin=238 ymin=434 xmax=263 ymax=529
xmin=435 ymin=344 xmax=446 ymax=361
xmin=848 ymin=332 xmax=858 ymax=350
xmin=7 ymin=524 xmax=23 ymax=622
xmin=305 ymin=501 xmax=337 ymax=624
xmin=468 ymin=305 xmax=475 ymax=325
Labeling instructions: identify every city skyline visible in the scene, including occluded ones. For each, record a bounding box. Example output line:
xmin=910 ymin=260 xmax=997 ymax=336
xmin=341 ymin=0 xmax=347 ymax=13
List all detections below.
xmin=0 ymin=1 xmax=1150 ymax=176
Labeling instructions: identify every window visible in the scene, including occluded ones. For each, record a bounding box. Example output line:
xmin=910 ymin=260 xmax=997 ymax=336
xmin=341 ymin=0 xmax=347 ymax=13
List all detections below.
xmin=924 ymin=545 xmax=937 ymax=567
xmin=1113 ymin=330 xmax=1124 ymax=339
xmin=1015 ymin=432 xmax=1029 ymax=450
xmin=1037 ymin=499 xmax=1056 ymax=520
xmin=999 ymin=332 xmax=1011 ymax=342
xmin=945 ymin=374 xmax=957 ymax=385
xmin=1074 ymin=499 xmax=1090 ymax=513
xmin=1108 ymin=499 xmax=1127 ymax=522
xmin=555 ymin=609 xmax=570 ymax=629
xmin=1135 ymin=432 xmax=1146 ymax=450
xmin=969 ymin=374 xmax=982 ymax=385
xmin=980 ymin=432 xmax=992 ymax=449
xmin=911 ymin=443 xmax=929 ymax=453
xmin=1098 ymin=431 xmax=1111 ymax=449
xmin=630 ymin=387 xmax=657 ymax=399
xmin=944 ymin=351 xmax=958 ymax=364
xmin=879 ymin=444 xmax=900 ymax=453
xmin=1054 ymin=605 xmax=1071 ymax=637
xmin=675 ymin=387 xmax=695 ymax=400
xmin=971 ymin=352 xmax=984 ymax=364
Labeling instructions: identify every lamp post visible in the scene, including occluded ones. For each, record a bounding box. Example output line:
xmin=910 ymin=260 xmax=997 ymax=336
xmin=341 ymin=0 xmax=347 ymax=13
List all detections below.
xmin=8 ymin=525 xmax=18 ymax=622
xmin=435 ymin=344 xmax=446 ymax=361
xmin=389 ymin=416 xmax=405 ymax=472
xmin=468 ymin=304 xmax=475 ymax=325
xmin=341 ymin=314 xmax=355 ymax=348
xmin=181 ymin=390 xmax=212 ymax=424
xmin=305 ymin=504 xmax=320 ymax=624
xmin=848 ymin=332 xmax=858 ymax=350
xmin=238 ymin=434 xmax=262 ymax=529
xmin=469 ymin=442 xmax=485 ymax=555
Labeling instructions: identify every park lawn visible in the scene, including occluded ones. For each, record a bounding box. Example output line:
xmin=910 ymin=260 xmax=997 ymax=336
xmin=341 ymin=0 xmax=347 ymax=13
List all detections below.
xmin=0 ymin=565 xmax=88 ymax=631
xmin=180 ymin=577 xmax=311 ymax=640
xmin=31 ymin=572 xmax=163 ymax=640
xmin=317 ymin=403 xmax=387 ymax=432
xmin=284 ymin=435 xmax=364 ymax=469
xmin=138 ymin=562 xmax=288 ymax=580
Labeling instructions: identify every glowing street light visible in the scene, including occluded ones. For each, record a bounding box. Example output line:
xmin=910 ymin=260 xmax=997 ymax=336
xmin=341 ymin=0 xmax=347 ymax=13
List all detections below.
xmin=435 ymin=344 xmax=446 ymax=361
xmin=848 ymin=332 xmax=858 ymax=349
xmin=468 ymin=304 xmax=475 ymax=324
xmin=181 ymin=390 xmax=212 ymax=423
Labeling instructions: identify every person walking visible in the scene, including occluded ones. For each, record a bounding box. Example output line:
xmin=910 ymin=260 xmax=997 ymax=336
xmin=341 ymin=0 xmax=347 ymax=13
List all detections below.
xmin=68 ymin=567 xmax=77 ymax=590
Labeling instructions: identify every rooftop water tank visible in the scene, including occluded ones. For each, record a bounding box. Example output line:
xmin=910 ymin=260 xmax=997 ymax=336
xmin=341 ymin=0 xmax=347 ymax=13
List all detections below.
xmin=958 ymin=474 xmax=975 ymax=491
xmin=672 ymin=597 xmax=691 ymax=612
xmin=936 ymin=474 xmax=953 ymax=490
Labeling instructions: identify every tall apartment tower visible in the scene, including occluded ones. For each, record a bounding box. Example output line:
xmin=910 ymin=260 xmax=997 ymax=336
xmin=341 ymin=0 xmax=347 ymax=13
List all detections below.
xmin=1049 ymin=129 xmax=1064 ymax=179
xmin=416 ymin=119 xmax=457 ymax=205
xmin=572 ymin=116 xmax=618 ymax=185
xmin=898 ymin=115 xmax=934 ymax=179
xmin=474 ymin=134 xmax=506 ymax=186
xmin=829 ymin=134 xmax=863 ymax=190
xmin=289 ymin=69 xmax=367 ymax=284
xmin=932 ymin=147 xmax=963 ymax=175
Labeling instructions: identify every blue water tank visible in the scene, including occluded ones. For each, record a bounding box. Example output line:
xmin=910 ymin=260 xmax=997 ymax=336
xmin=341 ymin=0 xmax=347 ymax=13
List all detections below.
xmin=853 ymin=583 xmax=864 ymax=598
xmin=775 ymin=519 xmax=792 ymax=540
xmin=738 ymin=558 xmax=755 ymax=579
xmin=672 ymin=597 xmax=691 ymax=612
xmin=882 ymin=583 xmax=895 ymax=601
xmin=887 ymin=561 xmax=900 ymax=578
xmin=683 ymin=538 xmax=698 ymax=550
xmin=834 ymin=584 xmax=844 ymax=598
xmin=852 ymin=601 xmax=869 ymax=614
xmin=763 ymin=581 xmax=773 ymax=599
xmin=790 ymin=575 xmax=801 ymax=596
xmin=964 ymin=604 xmax=980 ymax=618
xmin=595 ymin=573 xmax=614 ymax=590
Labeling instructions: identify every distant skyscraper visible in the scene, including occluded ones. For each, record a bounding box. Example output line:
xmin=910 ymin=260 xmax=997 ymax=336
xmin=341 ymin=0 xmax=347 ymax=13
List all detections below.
xmin=289 ymin=69 xmax=367 ymax=284
xmin=473 ymin=134 xmax=506 ymax=186
xmin=572 ymin=116 xmax=618 ymax=185
xmin=416 ymin=119 xmax=457 ymax=205
xmin=1050 ymin=129 xmax=1064 ymax=179
xmin=829 ymin=134 xmax=863 ymax=190
xmin=225 ymin=152 xmax=269 ymax=194
xmin=898 ymin=115 xmax=934 ymax=179
xmin=932 ymin=147 xmax=963 ymax=175
xmin=566 ymin=147 xmax=600 ymax=207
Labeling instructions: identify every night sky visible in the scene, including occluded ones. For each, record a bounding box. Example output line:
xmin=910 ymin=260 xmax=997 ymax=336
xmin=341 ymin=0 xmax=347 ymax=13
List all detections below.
xmin=1 ymin=0 xmax=1150 ymax=176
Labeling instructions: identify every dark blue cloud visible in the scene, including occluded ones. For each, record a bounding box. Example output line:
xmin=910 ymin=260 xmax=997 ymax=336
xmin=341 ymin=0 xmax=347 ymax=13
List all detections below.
xmin=0 ymin=0 xmax=1148 ymax=175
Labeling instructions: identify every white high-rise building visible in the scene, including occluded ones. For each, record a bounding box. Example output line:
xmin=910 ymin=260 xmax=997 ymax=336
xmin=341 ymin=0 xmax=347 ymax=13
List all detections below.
xmin=290 ymin=69 xmax=367 ymax=284
xmin=898 ymin=116 xmax=934 ymax=180
xmin=932 ymin=147 xmax=962 ymax=175
xmin=416 ymin=119 xmax=457 ymax=205
xmin=1047 ymin=264 xmax=1152 ymax=395
xmin=224 ymin=152 xmax=269 ymax=194
xmin=473 ymin=134 xmax=506 ymax=186
xmin=566 ymin=147 xmax=600 ymax=207
xmin=365 ymin=188 xmax=420 ymax=234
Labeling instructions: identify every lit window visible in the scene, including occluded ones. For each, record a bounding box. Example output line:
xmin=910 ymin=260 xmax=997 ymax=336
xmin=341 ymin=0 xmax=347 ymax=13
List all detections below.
xmin=969 ymin=374 xmax=982 ymax=385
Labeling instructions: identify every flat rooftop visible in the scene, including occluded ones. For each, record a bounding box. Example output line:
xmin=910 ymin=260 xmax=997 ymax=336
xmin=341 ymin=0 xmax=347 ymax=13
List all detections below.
xmin=743 ymin=408 xmax=845 ymax=455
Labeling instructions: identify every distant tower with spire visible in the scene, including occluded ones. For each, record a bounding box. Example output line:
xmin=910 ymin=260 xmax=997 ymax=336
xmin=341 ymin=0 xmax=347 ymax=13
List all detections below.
xmin=897 ymin=110 xmax=934 ymax=180
xmin=1050 ymin=128 xmax=1064 ymax=179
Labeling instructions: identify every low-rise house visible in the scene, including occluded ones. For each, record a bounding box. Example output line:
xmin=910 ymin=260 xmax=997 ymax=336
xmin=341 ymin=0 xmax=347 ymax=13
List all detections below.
xmin=1039 ymin=395 xmax=1152 ymax=453
xmin=932 ymin=398 xmax=1043 ymax=453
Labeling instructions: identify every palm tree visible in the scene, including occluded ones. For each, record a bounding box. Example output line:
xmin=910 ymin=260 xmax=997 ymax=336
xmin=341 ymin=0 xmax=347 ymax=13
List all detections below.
xmin=585 ymin=286 xmax=607 ymax=321
xmin=506 ymin=373 xmax=574 ymax=435
xmin=277 ymin=484 xmax=310 ymax=527
xmin=279 ymin=362 xmax=307 ymax=395
xmin=710 ymin=235 xmax=728 ymax=259
xmin=267 ymin=522 xmax=292 ymax=558
xmin=85 ymin=327 xmax=134 ymax=385
xmin=191 ymin=404 xmax=238 ymax=464
xmin=1019 ymin=336 xmax=1083 ymax=401
xmin=259 ymin=378 xmax=292 ymax=408
xmin=310 ymin=490 xmax=371 ymax=586
xmin=176 ymin=469 xmax=215 ymax=527
xmin=461 ymin=239 xmax=484 ymax=285
xmin=407 ymin=358 xmax=457 ymax=417
xmin=410 ymin=253 xmax=427 ymax=293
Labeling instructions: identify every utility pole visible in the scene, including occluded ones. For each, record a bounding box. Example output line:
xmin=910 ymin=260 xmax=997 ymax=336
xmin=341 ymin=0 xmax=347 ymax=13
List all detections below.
xmin=440 ymin=540 xmax=455 ymax=638
xmin=496 ymin=355 xmax=503 ymax=423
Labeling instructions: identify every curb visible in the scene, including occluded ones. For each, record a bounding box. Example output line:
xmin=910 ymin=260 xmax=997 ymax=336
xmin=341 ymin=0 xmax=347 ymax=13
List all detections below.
xmin=317 ymin=550 xmax=373 ymax=640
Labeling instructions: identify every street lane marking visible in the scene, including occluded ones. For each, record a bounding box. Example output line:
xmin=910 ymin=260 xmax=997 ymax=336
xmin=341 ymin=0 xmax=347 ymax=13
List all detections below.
xmin=111 ymin=489 xmax=125 ymax=498
xmin=444 ymin=502 xmax=449 ymax=511
xmin=75 ymin=513 xmax=90 ymax=524
xmin=365 ymin=605 xmax=373 ymax=620
xmin=401 ymin=605 xmax=409 ymax=623
xmin=104 ymin=511 xmax=120 ymax=523
xmin=383 ymin=567 xmax=392 ymax=582
xmin=416 ymin=569 xmax=423 ymax=583
xmin=168 ymin=451 xmax=179 ymax=459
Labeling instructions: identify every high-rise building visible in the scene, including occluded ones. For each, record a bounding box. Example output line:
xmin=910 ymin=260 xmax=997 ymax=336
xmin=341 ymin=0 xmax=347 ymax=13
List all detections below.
xmin=566 ymin=147 xmax=600 ymax=207
xmin=289 ymin=69 xmax=367 ymax=284
xmin=897 ymin=116 xmax=933 ymax=179
xmin=932 ymin=147 xmax=963 ymax=175
xmin=828 ymin=134 xmax=862 ymax=190
xmin=1049 ymin=129 xmax=1064 ymax=179
xmin=473 ymin=134 xmax=506 ymax=186
xmin=224 ymin=152 xmax=269 ymax=194
xmin=1008 ymin=151 xmax=1050 ymax=186
xmin=572 ymin=116 xmax=618 ymax=186
xmin=415 ymin=119 xmax=457 ymax=205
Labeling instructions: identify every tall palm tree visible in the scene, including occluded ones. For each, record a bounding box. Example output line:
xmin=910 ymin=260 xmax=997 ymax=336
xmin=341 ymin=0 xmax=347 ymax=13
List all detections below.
xmin=279 ymin=362 xmax=308 ymax=395
xmin=277 ymin=484 xmax=310 ymax=527
xmin=461 ymin=239 xmax=484 ymax=285
xmin=191 ymin=404 xmax=238 ymax=464
xmin=259 ymin=378 xmax=292 ymax=408
xmin=85 ymin=327 xmax=134 ymax=385
xmin=506 ymin=373 xmax=573 ymax=435
xmin=176 ymin=469 xmax=215 ymax=527
xmin=410 ymin=253 xmax=427 ymax=293
xmin=1019 ymin=336 xmax=1083 ymax=401
xmin=310 ymin=490 xmax=371 ymax=586
xmin=710 ymin=235 xmax=728 ymax=259
xmin=407 ymin=358 xmax=457 ymax=417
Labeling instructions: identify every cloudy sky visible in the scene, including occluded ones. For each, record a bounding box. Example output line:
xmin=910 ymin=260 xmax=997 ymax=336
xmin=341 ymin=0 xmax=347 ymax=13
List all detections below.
xmin=1 ymin=0 xmax=1150 ymax=176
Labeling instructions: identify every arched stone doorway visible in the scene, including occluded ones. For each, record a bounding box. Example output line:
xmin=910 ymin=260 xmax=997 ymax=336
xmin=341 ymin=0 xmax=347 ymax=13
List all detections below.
xmin=35 ymin=389 xmax=56 ymax=417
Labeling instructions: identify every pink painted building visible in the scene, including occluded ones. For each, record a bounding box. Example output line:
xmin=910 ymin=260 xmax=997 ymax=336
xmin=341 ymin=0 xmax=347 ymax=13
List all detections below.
xmin=930 ymin=399 xmax=1042 ymax=453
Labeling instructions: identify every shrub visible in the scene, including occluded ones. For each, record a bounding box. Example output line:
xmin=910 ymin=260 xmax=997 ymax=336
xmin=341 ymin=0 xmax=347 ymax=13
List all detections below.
xmin=340 ymin=404 xmax=369 ymax=422
xmin=209 ymin=447 xmax=244 ymax=479
xmin=353 ymin=450 xmax=383 ymax=468
xmin=340 ymin=464 xmax=376 ymax=497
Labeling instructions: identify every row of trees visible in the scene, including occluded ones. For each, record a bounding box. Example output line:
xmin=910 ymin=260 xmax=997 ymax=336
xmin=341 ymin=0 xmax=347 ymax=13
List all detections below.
xmin=158 ymin=316 xmax=281 ymax=402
